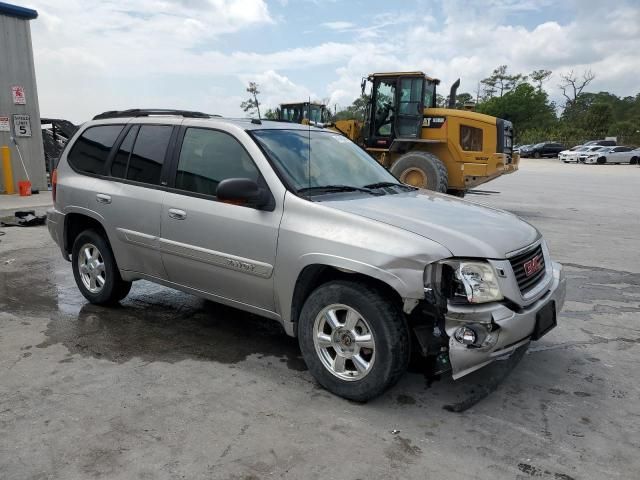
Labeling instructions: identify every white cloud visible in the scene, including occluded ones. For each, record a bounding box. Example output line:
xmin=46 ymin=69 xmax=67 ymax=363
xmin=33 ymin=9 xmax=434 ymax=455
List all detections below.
xmin=322 ymin=21 xmax=355 ymax=30
xmin=23 ymin=0 xmax=640 ymax=122
xmin=239 ymin=70 xmax=316 ymax=112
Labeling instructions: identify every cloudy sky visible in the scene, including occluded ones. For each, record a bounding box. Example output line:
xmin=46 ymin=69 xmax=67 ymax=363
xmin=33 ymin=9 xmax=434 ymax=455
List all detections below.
xmin=24 ymin=0 xmax=640 ymax=122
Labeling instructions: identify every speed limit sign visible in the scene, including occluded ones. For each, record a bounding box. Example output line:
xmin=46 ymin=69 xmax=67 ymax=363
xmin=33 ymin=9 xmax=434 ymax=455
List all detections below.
xmin=12 ymin=114 xmax=32 ymax=137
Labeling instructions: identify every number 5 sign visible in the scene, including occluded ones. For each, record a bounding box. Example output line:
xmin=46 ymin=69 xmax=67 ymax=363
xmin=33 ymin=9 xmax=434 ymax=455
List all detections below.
xmin=13 ymin=114 xmax=32 ymax=137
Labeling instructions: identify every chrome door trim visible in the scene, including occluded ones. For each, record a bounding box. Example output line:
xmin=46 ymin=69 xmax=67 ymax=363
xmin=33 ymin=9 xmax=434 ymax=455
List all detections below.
xmin=116 ymin=227 xmax=157 ymax=248
xmin=158 ymin=237 xmax=273 ymax=278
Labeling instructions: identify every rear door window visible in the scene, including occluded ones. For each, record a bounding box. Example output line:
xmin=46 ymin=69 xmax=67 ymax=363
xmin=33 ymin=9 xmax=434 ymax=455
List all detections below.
xmin=67 ymin=125 xmax=124 ymax=175
xmin=110 ymin=126 xmax=139 ymax=179
xmin=126 ymin=125 xmax=173 ymax=185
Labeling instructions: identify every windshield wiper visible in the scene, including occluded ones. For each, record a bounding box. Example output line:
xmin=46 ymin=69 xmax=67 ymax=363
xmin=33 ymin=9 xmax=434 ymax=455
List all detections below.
xmin=363 ymin=181 xmax=415 ymax=190
xmin=297 ymin=184 xmax=382 ymax=195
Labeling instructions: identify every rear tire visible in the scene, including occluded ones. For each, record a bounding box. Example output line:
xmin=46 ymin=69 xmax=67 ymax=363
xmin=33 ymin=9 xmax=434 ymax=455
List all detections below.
xmin=298 ymin=280 xmax=410 ymax=402
xmin=72 ymin=229 xmax=132 ymax=305
xmin=630 ymin=157 xmax=638 ymax=165
xmin=390 ymin=151 xmax=448 ymax=192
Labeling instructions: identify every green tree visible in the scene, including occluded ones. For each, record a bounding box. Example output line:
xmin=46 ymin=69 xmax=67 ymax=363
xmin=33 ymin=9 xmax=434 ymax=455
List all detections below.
xmin=334 ymin=94 xmax=370 ymax=121
xmin=240 ymin=82 xmax=262 ymax=118
xmin=455 ymin=92 xmax=474 ymax=109
xmin=477 ymin=82 xmax=556 ymax=133
xmin=529 ymin=69 xmax=552 ymax=91
xmin=263 ymin=108 xmax=279 ymax=120
xmin=480 ymin=65 xmax=526 ymax=99
xmin=582 ymin=103 xmax=614 ymax=138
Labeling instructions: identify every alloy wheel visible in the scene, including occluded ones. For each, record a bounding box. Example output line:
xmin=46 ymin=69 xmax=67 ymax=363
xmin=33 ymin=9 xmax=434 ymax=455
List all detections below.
xmin=313 ymin=304 xmax=376 ymax=381
xmin=78 ymin=243 xmax=106 ymax=293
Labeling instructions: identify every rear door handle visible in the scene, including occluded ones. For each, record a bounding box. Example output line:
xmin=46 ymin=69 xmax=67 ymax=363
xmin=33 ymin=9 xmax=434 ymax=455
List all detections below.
xmin=96 ymin=193 xmax=112 ymax=204
xmin=168 ymin=208 xmax=187 ymax=220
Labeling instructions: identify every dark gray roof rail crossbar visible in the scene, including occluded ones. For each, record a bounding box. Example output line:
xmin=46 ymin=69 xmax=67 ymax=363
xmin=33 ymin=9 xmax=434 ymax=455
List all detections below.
xmin=93 ymin=109 xmax=221 ymax=120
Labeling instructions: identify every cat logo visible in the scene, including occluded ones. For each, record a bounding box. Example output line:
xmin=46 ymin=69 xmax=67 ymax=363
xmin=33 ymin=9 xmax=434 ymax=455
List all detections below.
xmin=423 ymin=116 xmax=446 ymax=128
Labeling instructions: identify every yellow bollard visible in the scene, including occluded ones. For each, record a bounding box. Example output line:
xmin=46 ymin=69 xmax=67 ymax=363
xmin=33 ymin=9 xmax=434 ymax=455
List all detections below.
xmin=1 ymin=145 xmax=16 ymax=194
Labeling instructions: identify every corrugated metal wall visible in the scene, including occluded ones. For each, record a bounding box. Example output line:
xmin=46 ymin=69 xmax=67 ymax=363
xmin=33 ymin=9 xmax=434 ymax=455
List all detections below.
xmin=0 ymin=13 xmax=47 ymax=192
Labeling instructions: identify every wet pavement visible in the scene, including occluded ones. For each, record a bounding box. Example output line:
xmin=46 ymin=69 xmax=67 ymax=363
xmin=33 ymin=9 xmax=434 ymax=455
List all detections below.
xmin=1 ymin=160 xmax=639 ymax=479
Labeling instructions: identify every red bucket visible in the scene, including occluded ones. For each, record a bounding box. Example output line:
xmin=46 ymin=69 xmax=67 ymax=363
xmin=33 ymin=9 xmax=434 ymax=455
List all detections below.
xmin=18 ymin=180 xmax=32 ymax=196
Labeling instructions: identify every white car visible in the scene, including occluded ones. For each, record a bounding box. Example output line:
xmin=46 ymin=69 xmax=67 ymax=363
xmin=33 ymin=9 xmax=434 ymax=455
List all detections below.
xmin=581 ymin=146 xmax=639 ymax=165
xmin=562 ymin=145 xmax=602 ymax=163
xmin=577 ymin=146 xmax=609 ymax=163
xmin=558 ymin=146 xmax=583 ymax=162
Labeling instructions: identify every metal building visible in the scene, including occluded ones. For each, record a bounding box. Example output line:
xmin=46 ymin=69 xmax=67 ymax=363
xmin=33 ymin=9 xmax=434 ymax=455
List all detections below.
xmin=0 ymin=2 xmax=46 ymax=192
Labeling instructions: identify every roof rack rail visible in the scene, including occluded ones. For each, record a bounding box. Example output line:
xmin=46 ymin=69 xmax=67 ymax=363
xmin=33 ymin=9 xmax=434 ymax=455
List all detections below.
xmin=92 ymin=109 xmax=219 ymax=120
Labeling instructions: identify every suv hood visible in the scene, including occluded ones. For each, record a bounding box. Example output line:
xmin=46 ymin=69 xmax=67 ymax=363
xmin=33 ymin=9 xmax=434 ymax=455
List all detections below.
xmin=320 ymin=190 xmax=539 ymax=259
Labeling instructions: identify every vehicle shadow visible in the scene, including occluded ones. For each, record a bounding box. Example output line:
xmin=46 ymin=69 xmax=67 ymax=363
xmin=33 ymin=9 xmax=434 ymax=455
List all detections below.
xmin=38 ymin=282 xmax=307 ymax=372
xmin=36 ymin=278 xmax=534 ymax=412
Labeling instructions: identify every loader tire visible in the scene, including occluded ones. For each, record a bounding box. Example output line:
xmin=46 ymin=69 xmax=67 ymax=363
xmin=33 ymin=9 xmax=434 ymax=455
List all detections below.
xmin=390 ymin=151 xmax=448 ymax=192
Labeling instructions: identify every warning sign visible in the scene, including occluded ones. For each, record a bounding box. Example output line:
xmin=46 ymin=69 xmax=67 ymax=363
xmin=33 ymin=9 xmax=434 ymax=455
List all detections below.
xmin=0 ymin=116 xmax=9 ymax=132
xmin=13 ymin=114 xmax=32 ymax=137
xmin=11 ymin=86 xmax=26 ymax=105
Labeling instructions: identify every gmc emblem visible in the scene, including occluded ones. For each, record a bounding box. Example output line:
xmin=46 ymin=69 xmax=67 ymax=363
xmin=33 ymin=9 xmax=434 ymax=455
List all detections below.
xmin=523 ymin=255 xmax=543 ymax=277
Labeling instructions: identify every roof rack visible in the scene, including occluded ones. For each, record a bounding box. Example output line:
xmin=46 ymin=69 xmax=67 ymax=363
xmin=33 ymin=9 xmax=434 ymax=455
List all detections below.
xmin=92 ymin=109 xmax=219 ymax=120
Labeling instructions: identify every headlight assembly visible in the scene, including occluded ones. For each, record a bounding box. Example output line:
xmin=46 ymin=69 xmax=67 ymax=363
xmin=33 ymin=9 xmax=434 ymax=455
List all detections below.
xmin=440 ymin=260 xmax=504 ymax=304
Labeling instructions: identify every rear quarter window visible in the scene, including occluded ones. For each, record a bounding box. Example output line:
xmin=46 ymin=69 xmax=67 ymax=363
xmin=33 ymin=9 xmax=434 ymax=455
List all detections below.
xmin=67 ymin=125 xmax=124 ymax=175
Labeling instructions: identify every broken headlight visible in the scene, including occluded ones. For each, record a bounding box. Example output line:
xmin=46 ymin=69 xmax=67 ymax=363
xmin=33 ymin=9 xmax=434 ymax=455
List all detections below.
xmin=439 ymin=260 xmax=503 ymax=304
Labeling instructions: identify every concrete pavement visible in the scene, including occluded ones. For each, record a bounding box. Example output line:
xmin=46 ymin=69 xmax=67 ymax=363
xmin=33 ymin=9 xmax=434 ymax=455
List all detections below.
xmin=1 ymin=158 xmax=639 ymax=479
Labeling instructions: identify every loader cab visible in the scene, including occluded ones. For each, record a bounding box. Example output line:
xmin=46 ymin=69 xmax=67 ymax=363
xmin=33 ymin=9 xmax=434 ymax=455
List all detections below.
xmin=279 ymin=102 xmax=331 ymax=126
xmin=363 ymin=72 xmax=439 ymax=149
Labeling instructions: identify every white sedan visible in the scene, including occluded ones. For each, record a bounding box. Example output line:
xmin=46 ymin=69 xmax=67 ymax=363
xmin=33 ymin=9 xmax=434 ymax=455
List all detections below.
xmin=581 ymin=146 xmax=640 ymax=165
xmin=562 ymin=145 xmax=604 ymax=163
xmin=558 ymin=146 xmax=583 ymax=162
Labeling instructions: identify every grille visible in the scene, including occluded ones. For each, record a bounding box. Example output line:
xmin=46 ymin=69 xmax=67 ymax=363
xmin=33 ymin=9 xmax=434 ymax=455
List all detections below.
xmin=509 ymin=244 xmax=546 ymax=294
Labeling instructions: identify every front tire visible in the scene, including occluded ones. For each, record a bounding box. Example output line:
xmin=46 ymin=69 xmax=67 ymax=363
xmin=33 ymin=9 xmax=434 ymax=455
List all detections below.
xmin=298 ymin=281 xmax=410 ymax=401
xmin=72 ymin=229 xmax=132 ymax=305
xmin=390 ymin=151 xmax=448 ymax=192
xmin=534 ymin=151 xmax=541 ymax=159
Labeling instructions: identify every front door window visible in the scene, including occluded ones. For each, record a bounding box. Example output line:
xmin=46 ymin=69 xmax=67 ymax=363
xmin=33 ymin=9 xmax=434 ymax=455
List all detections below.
xmin=373 ymin=80 xmax=396 ymax=137
xmin=395 ymin=77 xmax=424 ymax=138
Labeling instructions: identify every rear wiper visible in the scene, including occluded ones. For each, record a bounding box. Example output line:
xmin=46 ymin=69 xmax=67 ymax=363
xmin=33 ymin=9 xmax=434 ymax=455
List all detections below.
xmin=363 ymin=181 xmax=415 ymax=190
xmin=297 ymin=184 xmax=382 ymax=195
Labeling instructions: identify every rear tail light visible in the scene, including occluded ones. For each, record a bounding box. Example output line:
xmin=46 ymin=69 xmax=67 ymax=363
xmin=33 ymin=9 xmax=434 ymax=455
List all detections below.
xmin=52 ymin=168 xmax=58 ymax=203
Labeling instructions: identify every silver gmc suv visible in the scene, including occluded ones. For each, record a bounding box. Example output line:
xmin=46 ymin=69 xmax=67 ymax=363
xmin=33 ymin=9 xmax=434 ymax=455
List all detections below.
xmin=48 ymin=109 xmax=566 ymax=401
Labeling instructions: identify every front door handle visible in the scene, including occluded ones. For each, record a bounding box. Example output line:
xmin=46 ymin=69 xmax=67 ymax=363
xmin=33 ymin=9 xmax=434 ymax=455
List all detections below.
xmin=168 ymin=208 xmax=187 ymax=220
xmin=96 ymin=193 xmax=112 ymax=204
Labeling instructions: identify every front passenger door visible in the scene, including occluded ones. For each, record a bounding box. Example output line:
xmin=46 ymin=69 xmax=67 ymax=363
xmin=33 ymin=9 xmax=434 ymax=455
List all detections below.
xmin=160 ymin=127 xmax=282 ymax=312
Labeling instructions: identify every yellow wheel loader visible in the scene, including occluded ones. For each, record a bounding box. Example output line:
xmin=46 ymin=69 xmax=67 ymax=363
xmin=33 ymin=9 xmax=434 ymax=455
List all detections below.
xmin=278 ymin=102 xmax=332 ymax=126
xmin=331 ymin=72 xmax=519 ymax=195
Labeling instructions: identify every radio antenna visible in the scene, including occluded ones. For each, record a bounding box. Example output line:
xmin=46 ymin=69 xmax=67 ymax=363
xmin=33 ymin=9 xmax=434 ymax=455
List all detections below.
xmin=307 ymin=97 xmax=311 ymax=198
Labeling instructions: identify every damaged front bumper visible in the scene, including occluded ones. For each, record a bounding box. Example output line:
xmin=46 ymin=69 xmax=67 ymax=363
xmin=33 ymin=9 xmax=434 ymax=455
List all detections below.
xmin=444 ymin=261 xmax=566 ymax=379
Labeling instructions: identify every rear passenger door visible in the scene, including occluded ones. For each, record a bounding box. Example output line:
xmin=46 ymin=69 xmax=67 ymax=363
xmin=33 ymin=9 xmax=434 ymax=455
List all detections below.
xmin=97 ymin=122 xmax=176 ymax=279
xmin=159 ymin=126 xmax=281 ymax=312
xmin=609 ymin=146 xmax=632 ymax=163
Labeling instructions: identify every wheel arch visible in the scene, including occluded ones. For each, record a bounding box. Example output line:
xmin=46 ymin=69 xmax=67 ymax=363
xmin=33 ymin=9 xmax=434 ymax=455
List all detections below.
xmin=283 ymin=258 xmax=412 ymax=337
xmin=63 ymin=209 xmax=108 ymax=258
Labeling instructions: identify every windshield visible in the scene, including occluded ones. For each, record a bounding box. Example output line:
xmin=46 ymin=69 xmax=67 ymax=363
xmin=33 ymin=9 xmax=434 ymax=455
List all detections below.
xmin=251 ymin=129 xmax=401 ymax=193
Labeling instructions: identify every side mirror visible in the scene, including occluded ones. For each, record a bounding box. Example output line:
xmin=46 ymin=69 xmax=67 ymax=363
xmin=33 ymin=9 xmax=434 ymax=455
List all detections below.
xmin=216 ymin=178 xmax=270 ymax=208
